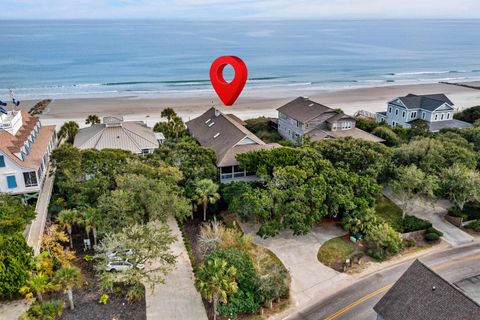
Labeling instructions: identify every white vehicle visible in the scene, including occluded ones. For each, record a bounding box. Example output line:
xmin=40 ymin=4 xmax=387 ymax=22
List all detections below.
xmin=106 ymin=249 xmax=134 ymax=260
xmin=105 ymin=260 xmax=145 ymax=272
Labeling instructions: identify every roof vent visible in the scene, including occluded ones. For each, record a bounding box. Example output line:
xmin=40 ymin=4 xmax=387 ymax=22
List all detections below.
xmin=308 ymin=103 xmax=314 ymax=107
xmin=214 ymin=109 xmax=221 ymax=117
xmin=213 ymin=133 xmax=220 ymax=139
xmin=208 ymin=122 xmax=215 ymax=127
xmin=432 ymin=286 xmax=436 ymax=291
xmin=205 ymin=118 xmax=211 ymax=124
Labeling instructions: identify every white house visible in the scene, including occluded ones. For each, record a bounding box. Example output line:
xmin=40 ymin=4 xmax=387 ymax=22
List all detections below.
xmin=74 ymin=116 xmax=161 ymax=155
xmin=376 ymin=94 xmax=472 ymax=132
xmin=0 ymin=109 xmax=56 ymax=198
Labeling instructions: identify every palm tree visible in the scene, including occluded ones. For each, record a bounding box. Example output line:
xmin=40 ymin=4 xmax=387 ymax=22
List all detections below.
xmin=193 ymin=179 xmax=220 ymax=221
xmin=82 ymin=207 xmax=99 ymax=246
xmin=56 ymin=209 xmax=80 ymax=248
xmin=196 ymin=258 xmax=237 ymax=320
xmin=20 ymin=272 xmax=56 ymax=302
xmin=53 ymin=266 xmax=83 ymax=310
xmin=170 ymin=115 xmax=184 ymax=141
xmin=85 ymin=114 xmax=100 ymax=126
xmin=161 ymin=107 xmax=177 ymax=123
xmin=58 ymin=121 xmax=79 ymax=144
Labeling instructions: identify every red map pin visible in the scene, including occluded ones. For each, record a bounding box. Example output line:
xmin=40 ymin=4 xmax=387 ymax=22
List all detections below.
xmin=209 ymin=56 xmax=248 ymax=106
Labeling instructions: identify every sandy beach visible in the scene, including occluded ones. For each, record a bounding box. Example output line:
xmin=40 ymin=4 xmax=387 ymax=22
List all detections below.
xmin=22 ymin=81 xmax=480 ymax=128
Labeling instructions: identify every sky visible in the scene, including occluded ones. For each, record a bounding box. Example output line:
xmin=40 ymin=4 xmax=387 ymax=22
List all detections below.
xmin=1 ymin=0 xmax=480 ymax=20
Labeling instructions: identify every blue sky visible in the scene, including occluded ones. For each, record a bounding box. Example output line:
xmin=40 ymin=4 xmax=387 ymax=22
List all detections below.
xmin=1 ymin=0 xmax=480 ymax=19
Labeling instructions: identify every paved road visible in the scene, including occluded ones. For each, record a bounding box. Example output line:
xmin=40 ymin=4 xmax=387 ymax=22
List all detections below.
xmin=145 ymin=217 xmax=207 ymax=320
xmin=287 ymin=242 xmax=480 ymax=320
xmin=384 ymin=189 xmax=474 ymax=246
xmin=24 ymin=168 xmax=55 ymax=255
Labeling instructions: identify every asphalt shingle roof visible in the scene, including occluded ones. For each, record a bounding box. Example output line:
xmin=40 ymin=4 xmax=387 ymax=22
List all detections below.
xmin=373 ymin=260 xmax=480 ymax=320
xmin=277 ymin=97 xmax=334 ymax=123
xmin=396 ymin=94 xmax=453 ymax=111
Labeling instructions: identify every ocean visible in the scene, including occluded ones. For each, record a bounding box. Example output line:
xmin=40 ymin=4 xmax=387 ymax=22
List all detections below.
xmin=1 ymin=19 xmax=480 ymax=100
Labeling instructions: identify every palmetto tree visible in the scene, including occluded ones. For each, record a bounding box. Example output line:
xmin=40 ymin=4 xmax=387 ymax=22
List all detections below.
xmin=196 ymin=258 xmax=237 ymax=320
xmin=56 ymin=209 xmax=81 ymax=248
xmin=161 ymin=107 xmax=177 ymax=123
xmin=53 ymin=266 xmax=83 ymax=310
xmin=20 ymin=272 xmax=56 ymax=302
xmin=85 ymin=114 xmax=100 ymax=126
xmin=82 ymin=207 xmax=99 ymax=246
xmin=170 ymin=115 xmax=184 ymax=141
xmin=58 ymin=121 xmax=79 ymax=144
xmin=193 ymin=179 xmax=220 ymax=221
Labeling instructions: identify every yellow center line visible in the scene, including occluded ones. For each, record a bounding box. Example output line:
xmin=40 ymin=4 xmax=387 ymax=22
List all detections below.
xmin=323 ymin=254 xmax=480 ymax=320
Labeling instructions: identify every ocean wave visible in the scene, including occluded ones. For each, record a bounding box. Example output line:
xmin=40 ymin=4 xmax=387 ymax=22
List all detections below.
xmin=387 ymin=70 xmax=466 ymax=76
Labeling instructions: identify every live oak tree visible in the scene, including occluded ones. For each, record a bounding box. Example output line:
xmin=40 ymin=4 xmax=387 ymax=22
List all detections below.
xmin=196 ymin=258 xmax=238 ymax=320
xmin=390 ymin=165 xmax=438 ymax=219
xmin=441 ymin=164 xmax=480 ymax=211
xmin=95 ymin=221 xmax=176 ymax=302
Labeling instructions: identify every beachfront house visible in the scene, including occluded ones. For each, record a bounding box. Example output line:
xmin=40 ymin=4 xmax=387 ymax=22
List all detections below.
xmin=376 ymin=93 xmax=472 ymax=132
xmin=74 ymin=116 xmax=161 ymax=154
xmin=277 ymin=97 xmax=384 ymax=144
xmin=186 ymin=107 xmax=279 ymax=183
xmin=0 ymin=109 xmax=56 ymax=198
xmin=373 ymin=260 xmax=480 ymax=320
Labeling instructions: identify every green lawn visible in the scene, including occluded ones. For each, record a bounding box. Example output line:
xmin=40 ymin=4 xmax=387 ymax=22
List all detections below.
xmin=317 ymin=236 xmax=355 ymax=268
xmin=374 ymin=196 xmax=403 ymax=232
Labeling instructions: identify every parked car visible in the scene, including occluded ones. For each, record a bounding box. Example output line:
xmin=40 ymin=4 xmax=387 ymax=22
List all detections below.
xmin=106 ymin=249 xmax=134 ymax=260
xmin=105 ymin=260 xmax=145 ymax=272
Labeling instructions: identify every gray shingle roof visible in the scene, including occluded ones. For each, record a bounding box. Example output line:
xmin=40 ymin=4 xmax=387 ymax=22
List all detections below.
xmin=277 ymin=97 xmax=334 ymax=123
xmin=185 ymin=107 xmax=265 ymax=166
xmin=74 ymin=119 xmax=159 ymax=154
xmin=428 ymin=119 xmax=473 ymax=132
xmin=396 ymin=94 xmax=454 ymax=111
xmin=374 ymin=260 xmax=480 ymax=320
xmin=307 ymin=127 xmax=385 ymax=143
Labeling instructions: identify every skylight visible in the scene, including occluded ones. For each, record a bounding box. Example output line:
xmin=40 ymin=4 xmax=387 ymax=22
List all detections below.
xmin=213 ymin=133 xmax=220 ymax=139
xmin=308 ymin=103 xmax=314 ymax=107
xmin=205 ymin=118 xmax=211 ymax=124
xmin=208 ymin=122 xmax=215 ymax=127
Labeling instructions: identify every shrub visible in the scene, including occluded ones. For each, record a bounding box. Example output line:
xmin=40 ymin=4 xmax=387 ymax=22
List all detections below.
xmin=257 ymin=220 xmax=282 ymax=238
xmin=402 ymin=215 xmax=432 ymax=233
xmin=83 ymin=255 xmax=93 ymax=262
xmin=425 ymin=233 xmax=440 ymax=242
xmin=365 ymin=223 xmax=403 ymax=261
xmin=99 ymin=293 xmax=109 ymax=304
xmin=465 ymin=220 xmax=480 ymax=232
xmin=372 ymin=126 xmax=401 ymax=146
xmin=258 ymin=262 xmax=289 ymax=308
xmin=207 ymin=249 xmax=261 ymax=317
xmin=426 ymin=227 xmax=443 ymax=237
xmin=406 ymin=239 xmax=416 ymax=247
xmin=20 ymin=300 xmax=64 ymax=320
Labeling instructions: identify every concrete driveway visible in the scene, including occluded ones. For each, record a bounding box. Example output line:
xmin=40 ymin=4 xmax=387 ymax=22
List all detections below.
xmin=239 ymin=221 xmax=350 ymax=307
xmin=383 ymin=189 xmax=474 ymax=246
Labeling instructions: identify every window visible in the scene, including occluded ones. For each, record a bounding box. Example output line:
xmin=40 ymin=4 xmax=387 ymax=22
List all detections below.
xmin=434 ymin=114 xmax=438 ymax=120
xmin=447 ymin=113 xmax=451 ymax=119
xmin=23 ymin=171 xmax=38 ymax=187
xmin=0 ymin=155 xmax=5 ymax=167
xmin=402 ymin=111 xmax=406 ymax=118
xmin=296 ymin=120 xmax=302 ymax=128
xmin=392 ymin=121 xmax=396 ymax=127
xmin=7 ymin=175 xmax=17 ymax=189
xmin=422 ymin=112 xmax=426 ymax=119
xmin=388 ymin=106 xmax=392 ymax=113
xmin=441 ymin=113 xmax=444 ymax=120
xmin=141 ymin=149 xmax=150 ymax=155
xmin=411 ymin=112 xmax=417 ymax=118
xmin=395 ymin=109 xmax=398 ymax=116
